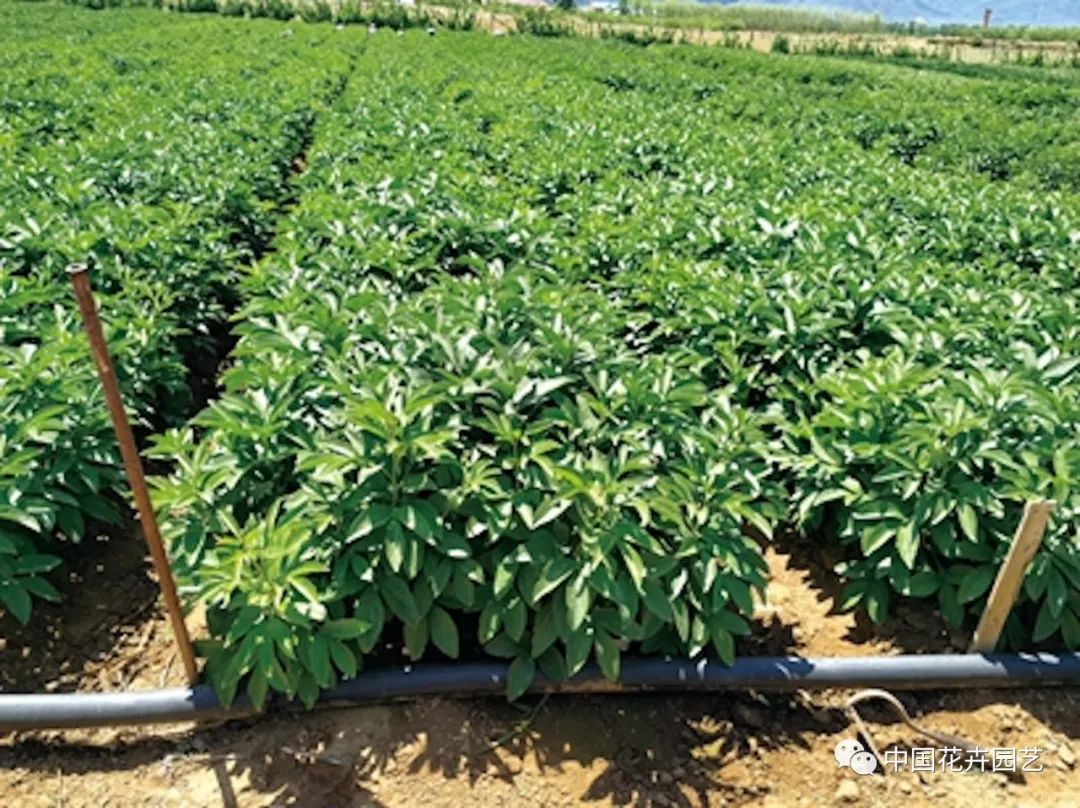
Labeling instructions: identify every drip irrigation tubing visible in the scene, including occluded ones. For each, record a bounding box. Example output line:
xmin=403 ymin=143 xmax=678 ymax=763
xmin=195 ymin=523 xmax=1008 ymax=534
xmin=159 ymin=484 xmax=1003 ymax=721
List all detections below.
xmin=2 ymin=652 xmax=1079 ymax=731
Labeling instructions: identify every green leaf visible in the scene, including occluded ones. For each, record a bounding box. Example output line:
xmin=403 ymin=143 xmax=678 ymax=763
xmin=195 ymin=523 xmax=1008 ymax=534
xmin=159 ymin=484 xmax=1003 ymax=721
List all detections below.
xmin=58 ymin=507 xmax=85 ymax=540
xmin=1044 ymin=357 xmax=1080 ymax=381
xmin=451 ymin=567 xmax=476 ymax=607
xmin=860 ymin=523 xmax=895 ymax=555
xmin=531 ymin=604 xmax=558 ymax=657
xmin=478 ymin=599 xmax=501 ymax=644
xmin=837 ymin=581 xmax=866 ymax=611
xmin=620 ymin=545 xmax=646 ymax=591
xmin=1033 ymin=599 xmax=1059 ymax=643
xmin=938 ymin=584 xmax=964 ymax=628
xmin=13 ymin=554 xmax=61 ymax=575
xmin=643 ymin=578 xmax=673 ymax=622
xmin=493 ymin=560 xmax=515 ymax=600
xmin=429 ymin=605 xmax=459 ymax=658
xmin=298 ymin=674 xmax=320 ymax=709
xmin=530 ymin=497 xmax=572 ymax=530
xmin=323 ymin=618 xmax=370 ymax=640
xmin=404 ymin=617 xmax=429 ymax=661
xmin=504 ymin=597 xmax=527 ymax=642
xmin=378 ymin=576 xmax=420 ymax=623
xmin=594 ymin=629 xmax=620 ymax=682
xmin=506 ymin=655 xmax=536 ymax=701
xmin=290 ymin=574 xmax=322 ymax=606
xmin=531 ymin=556 xmax=576 ymax=603
xmin=895 ymin=523 xmax=919 ymax=569
xmin=309 ymin=635 xmax=333 ymax=687
xmin=247 ymin=668 xmax=269 ymax=710
xmin=213 ymin=669 xmax=240 ymax=709
xmin=865 ymin=581 xmax=889 ymax=624
xmin=958 ymin=504 xmax=979 ymax=542
xmin=565 ymin=579 xmax=590 ymax=631
xmin=906 ymin=571 xmax=939 ymax=597
xmin=957 ymin=566 xmax=995 ymax=604
xmin=566 ymin=627 xmax=592 ymax=676
xmin=355 ymin=589 xmax=386 ymax=646
xmin=437 ymin=531 xmax=470 ymax=560
xmin=1046 ymin=568 xmax=1067 ymax=619
xmin=226 ymin=606 xmax=262 ymax=644
xmin=0 ymin=584 xmax=32 ymax=624
xmin=537 ymin=647 xmax=568 ymax=682
xmin=79 ymin=495 xmax=120 ymax=525
xmin=709 ymin=624 xmax=735 ymax=665
xmin=484 ymin=633 xmax=521 ymax=658
xmin=21 ymin=575 xmax=60 ymax=602
xmin=672 ymin=599 xmax=690 ymax=642
xmin=328 ymin=638 xmax=359 ymax=678
xmin=724 ymin=577 xmax=754 ymax=616
xmin=710 ymin=609 xmax=750 ymax=636
xmin=384 ymin=522 xmax=406 ymax=572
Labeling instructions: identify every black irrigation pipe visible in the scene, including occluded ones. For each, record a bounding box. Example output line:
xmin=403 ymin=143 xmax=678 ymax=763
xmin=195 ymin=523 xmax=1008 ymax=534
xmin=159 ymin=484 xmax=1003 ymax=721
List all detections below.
xmin=3 ymin=652 xmax=1080 ymax=731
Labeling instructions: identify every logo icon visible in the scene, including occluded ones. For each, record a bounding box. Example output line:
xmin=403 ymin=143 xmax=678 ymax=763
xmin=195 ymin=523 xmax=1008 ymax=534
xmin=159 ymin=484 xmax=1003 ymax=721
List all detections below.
xmin=835 ymin=740 xmax=878 ymax=776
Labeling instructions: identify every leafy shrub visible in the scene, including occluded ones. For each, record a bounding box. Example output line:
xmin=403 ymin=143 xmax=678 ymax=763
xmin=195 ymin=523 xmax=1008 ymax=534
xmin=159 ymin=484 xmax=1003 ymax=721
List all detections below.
xmin=220 ymin=0 xmax=247 ymax=16
xmin=152 ymin=269 xmax=780 ymax=705
xmin=781 ymin=353 xmax=1079 ymax=646
xmin=182 ymin=0 xmax=220 ymax=13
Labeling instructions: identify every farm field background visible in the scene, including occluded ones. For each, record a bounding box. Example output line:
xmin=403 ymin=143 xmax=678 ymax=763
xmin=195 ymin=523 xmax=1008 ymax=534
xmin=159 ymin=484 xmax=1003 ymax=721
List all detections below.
xmin=0 ymin=0 xmax=1078 ymax=752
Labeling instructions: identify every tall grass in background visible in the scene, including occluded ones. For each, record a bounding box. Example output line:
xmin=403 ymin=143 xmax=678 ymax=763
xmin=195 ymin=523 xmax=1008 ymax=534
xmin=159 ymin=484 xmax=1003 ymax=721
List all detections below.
xmin=610 ymin=2 xmax=884 ymax=33
xmin=591 ymin=1 xmax=1080 ymax=41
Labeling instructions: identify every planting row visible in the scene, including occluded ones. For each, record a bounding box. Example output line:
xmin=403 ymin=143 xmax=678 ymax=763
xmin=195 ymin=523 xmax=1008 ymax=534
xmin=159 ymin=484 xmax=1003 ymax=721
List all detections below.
xmin=144 ymin=30 xmax=1078 ymax=705
xmin=0 ymin=4 xmax=357 ymax=623
xmin=672 ymin=45 xmax=1080 ymax=192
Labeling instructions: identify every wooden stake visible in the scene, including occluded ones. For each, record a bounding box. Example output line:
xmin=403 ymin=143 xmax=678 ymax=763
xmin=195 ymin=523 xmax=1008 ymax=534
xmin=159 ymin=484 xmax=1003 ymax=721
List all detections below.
xmin=970 ymin=500 xmax=1055 ymax=653
xmin=67 ymin=263 xmax=199 ymax=686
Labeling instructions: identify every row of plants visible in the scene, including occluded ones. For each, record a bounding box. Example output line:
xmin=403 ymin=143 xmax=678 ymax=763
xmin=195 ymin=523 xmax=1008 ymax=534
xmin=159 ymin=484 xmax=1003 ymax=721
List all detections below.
xmin=670 ymin=44 xmax=1080 ymax=192
xmin=64 ymin=0 xmax=482 ymax=30
xmin=0 ymin=4 xmax=358 ymax=623
xmin=138 ymin=28 xmax=1078 ymax=707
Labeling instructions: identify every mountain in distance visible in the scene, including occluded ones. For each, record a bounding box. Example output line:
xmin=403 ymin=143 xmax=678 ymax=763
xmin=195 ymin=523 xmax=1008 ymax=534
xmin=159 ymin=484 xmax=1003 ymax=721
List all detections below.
xmin=704 ymin=1 xmax=1080 ymax=26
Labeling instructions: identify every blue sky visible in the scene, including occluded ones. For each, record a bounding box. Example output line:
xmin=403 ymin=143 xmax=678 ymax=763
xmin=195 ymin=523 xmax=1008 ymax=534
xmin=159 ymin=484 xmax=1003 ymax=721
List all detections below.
xmin=706 ymin=1 xmax=1080 ymax=26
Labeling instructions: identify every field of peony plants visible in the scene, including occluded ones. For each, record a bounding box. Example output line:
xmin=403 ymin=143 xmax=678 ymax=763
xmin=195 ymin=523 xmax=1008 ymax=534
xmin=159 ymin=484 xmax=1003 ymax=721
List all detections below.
xmin=2 ymin=3 xmax=1076 ymax=707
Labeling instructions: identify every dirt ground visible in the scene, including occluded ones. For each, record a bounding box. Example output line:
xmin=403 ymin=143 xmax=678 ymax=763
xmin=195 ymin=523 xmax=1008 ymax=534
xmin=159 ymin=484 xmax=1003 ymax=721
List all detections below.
xmin=2 ymin=528 xmax=1077 ymax=807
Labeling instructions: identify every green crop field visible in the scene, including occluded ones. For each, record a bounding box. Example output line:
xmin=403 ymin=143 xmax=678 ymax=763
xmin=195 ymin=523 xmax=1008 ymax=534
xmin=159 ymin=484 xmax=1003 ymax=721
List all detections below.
xmin=1 ymin=2 xmax=1077 ymax=708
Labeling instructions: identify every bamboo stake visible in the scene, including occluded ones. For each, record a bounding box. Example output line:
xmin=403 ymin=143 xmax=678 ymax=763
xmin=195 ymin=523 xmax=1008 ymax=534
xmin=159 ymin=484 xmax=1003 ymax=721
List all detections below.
xmin=970 ymin=499 xmax=1056 ymax=653
xmin=67 ymin=263 xmax=198 ymax=686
